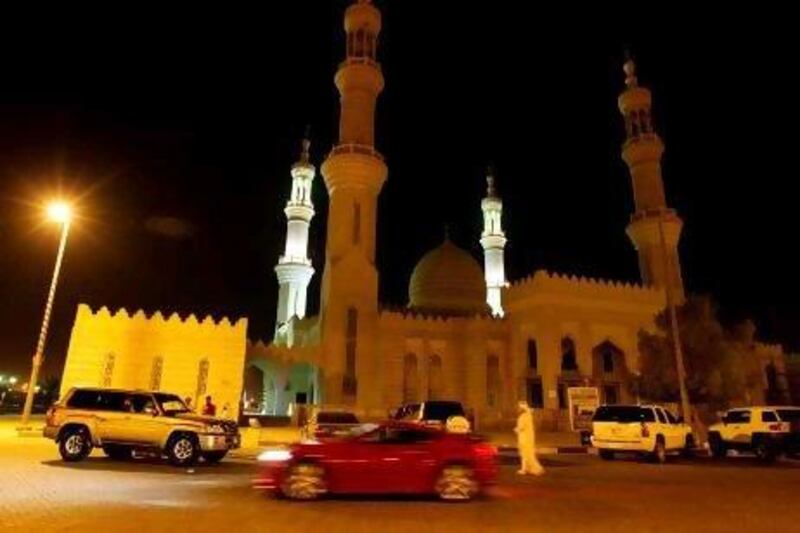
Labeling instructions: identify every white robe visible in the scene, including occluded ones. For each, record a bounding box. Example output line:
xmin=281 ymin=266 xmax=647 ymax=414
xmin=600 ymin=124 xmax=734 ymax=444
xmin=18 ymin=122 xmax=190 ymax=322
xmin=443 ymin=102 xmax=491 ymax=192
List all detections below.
xmin=515 ymin=408 xmax=544 ymax=475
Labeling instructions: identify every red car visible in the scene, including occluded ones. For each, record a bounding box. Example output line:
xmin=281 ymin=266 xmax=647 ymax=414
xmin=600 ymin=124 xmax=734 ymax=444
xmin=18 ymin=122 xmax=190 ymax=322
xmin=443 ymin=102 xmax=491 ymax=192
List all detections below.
xmin=254 ymin=422 xmax=498 ymax=501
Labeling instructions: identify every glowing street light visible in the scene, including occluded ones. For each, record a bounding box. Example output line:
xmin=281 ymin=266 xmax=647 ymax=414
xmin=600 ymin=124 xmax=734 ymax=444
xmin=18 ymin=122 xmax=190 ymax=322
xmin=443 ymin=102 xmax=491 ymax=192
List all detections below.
xmin=9 ymin=376 xmax=18 ymax=385
xmin=19 ymin=201 xmax=73 ymax=430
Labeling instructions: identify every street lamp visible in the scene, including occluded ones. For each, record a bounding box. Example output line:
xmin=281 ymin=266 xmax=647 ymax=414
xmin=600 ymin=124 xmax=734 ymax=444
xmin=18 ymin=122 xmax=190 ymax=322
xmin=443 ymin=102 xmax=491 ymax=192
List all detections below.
xmin=19 ymin=201 xmax=72 ymax=430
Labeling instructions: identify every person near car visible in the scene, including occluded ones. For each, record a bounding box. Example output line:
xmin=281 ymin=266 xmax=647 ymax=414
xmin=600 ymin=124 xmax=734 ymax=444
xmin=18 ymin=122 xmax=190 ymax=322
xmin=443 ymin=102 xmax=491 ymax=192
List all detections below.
xmin=514 ymin=400 xmax=544 ymax=476
xmin=202 ymin=395 xmax=217 ymax=416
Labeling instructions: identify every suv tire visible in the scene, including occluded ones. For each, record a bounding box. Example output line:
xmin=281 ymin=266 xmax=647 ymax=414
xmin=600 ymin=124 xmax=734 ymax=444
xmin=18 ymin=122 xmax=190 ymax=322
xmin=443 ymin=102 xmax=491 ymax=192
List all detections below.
xmin=681 ymin=435 xmax=695 ymax=459
xmin=103 ymin=444 xmax=132 ymax=461
xmin=166 ymin=433 xmax=199 ymax=467
xmin=435 ymin=465 xmax=479 ymax=502
xmin=202 ymin=451 xmax=228 ymax=464
xmin=753 ymin=435 xmax=777 ymax=463
xmin=599 ymin=449 xmax=615 ymax=461
xmin=59 ymin=426 xmax=92 ymax=462
xmin=281 ymin=463 xmax=327 ymax=500
xmin=650 ymin=436 xmax=667 ymax=464
xmin=708 ymin=433 xmax=727 ymax=459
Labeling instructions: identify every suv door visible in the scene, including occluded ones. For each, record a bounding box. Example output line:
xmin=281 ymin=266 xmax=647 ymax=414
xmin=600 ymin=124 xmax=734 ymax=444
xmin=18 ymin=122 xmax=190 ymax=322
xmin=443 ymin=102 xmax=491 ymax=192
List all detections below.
xmin=723 ymin=410 xmax=752 ymax=445
xmin=119 ymin=393 xmax=164 ymax=444
xmin=661 ymin=409 xmax=684 ymax=449
xmin=94 ymin=391 xmax=132 ymax=443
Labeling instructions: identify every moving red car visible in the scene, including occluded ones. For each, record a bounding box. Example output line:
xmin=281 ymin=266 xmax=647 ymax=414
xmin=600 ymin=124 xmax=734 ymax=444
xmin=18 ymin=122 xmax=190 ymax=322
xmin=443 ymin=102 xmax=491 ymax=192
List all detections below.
xmin=254 ymin=421 xmax=498 ymax=501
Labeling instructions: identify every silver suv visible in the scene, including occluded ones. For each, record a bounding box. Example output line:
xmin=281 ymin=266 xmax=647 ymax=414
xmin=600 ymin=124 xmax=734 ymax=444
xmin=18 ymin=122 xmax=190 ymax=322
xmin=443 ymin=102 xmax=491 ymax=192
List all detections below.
xmin=44 ymin=388 xmax=240 ymax=466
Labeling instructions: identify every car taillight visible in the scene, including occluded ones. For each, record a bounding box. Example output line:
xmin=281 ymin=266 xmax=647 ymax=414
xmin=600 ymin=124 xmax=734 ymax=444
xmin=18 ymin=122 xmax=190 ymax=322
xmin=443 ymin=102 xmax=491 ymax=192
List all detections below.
xmin=768 ymin=423 xmax=785 ymax=432
xmin=46 ymin=406 xmax=57 ymax=425
xmin=474 ymin=443 xmax=497 ymax=458
xmin=641 ymin=422 xmax=650 ymax=438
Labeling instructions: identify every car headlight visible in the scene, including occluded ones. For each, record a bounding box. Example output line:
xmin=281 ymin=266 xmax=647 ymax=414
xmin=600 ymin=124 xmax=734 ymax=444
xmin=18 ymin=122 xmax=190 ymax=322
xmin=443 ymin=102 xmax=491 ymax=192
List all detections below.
xmin=257 ymin=449 xmax=293 ymax=462
xmin=206 ymin=424 xmax=225 ymax=434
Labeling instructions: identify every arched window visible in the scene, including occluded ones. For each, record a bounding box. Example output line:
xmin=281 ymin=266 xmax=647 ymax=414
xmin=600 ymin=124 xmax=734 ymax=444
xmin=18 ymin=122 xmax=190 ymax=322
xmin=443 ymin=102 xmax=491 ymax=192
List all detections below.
xmin=101 ymin=352 xmax=116 ymax=387
xmin=561 ymin=337 xmax=578 ymax=372
xmin=354 ymin=29 xmax=365 ymax=57
xmin=639 ymin=110 xmax=650 ymax=134
xmin=344 ymin=308 xmax=358 ymax=395
xmin=527 ymin=339 xmax=538 ymax=371
xmin=486 ymin=354 xmax=500 ymax=407
xmin=428 ymin=354 xmax=443 ymax=400
xmin=403 ymin=353 xmax=418 ymax=403
xmin=149 ymin=356 xmax=163 ymax=391
xmin=195 ymin=358 xmax=210 ymax=404
xmin=630 ymin=114 xmax=640 ymax=137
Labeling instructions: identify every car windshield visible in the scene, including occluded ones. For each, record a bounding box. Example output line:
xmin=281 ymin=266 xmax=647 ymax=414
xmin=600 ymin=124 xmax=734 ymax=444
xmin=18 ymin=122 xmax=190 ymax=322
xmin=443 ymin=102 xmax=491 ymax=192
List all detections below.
xmin=424 ymin=402 xmax=466 ymax=422
xmin=317 ymin=412 xmax=359 ymax=424
xmin=777 ymin=409 xmax=800 ymax=422
xmin=593 ymin=406 xmax=655 ymax=423
xmin=349 ymin=423 xmax=380 ymax=438
xmin=153 ymin=393 xmax=190 ymax=415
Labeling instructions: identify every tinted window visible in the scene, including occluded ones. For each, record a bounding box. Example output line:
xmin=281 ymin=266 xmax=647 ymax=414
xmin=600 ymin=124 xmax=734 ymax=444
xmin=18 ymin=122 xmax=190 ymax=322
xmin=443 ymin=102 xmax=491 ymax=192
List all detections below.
xmin=776 ymin=410 xmax=800 ymax=422
xmin=130 ymin=394 xmax=156 ymax=414
xmin=317 ymin=412 xmax=359 ymax=424
xmin=396 ymin=404 xmax=421 ymax=421
xmin=67 ymin=389 xmax=100 ymax=409
xmin=383 ymin=428 xmax=435 ymax=444
xmin=655 ymin=409 xmax=667 ymax=423
xmin=593 ymin=406 xmax=655 ymax=423
xmin=726 ymin=410 xmax=751 ymax=423
xmin=96 ymin=392 xmax=127 ymax=412
xmin=664 ymin=410 xmax=678 ymax=424
xmin=423 ymin=402 xmax=465 ymax=422
xmin=761 ymin=411 xmax=778 ymax=423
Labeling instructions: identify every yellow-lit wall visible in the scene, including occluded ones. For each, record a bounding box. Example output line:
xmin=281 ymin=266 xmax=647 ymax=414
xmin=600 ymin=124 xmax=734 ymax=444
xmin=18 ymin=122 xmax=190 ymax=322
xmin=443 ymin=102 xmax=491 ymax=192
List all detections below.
xmin=60 ymin=304 xmax=248 ymax=419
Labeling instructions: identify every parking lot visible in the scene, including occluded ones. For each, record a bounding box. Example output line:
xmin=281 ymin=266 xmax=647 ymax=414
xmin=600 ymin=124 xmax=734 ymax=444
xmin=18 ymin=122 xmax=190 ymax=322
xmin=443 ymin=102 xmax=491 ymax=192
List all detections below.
xmin=3 ymin=425 xmax=800 ymax=533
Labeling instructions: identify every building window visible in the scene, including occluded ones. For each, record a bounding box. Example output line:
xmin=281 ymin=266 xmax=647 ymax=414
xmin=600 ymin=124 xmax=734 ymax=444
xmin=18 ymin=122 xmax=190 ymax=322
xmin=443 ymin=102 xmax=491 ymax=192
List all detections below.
xmin=603 ymin=384 xmax=619 ymax=405
xmin=527 ymin=339 xmax=538 ymax=371
xmin=486 ymin=354 xmax=500 ymax=408
xmin=101 ymin=353 xmax=116 ymax=387
xmin=353 ymin=202 xmax=361 ymax=245
xmin=428 ymin=354 xmax=443 ymax=400
xmin=195 ymin=359 xmax=209 ymax=404
xmin=561 ymin=337 xmax=578 ymax=372
xmin=603 ymin=350 xmax=614 ymax=374
xmin=527 ymin=379 xmax=543 ymax=408
xmin=403 ymin=353 xmax=418 ymax=403
xmin=149 ymin=356 xmax=163 ymax=391
xmin=557 ymin=383 xmax=567 ymax=410
xmin=344 ymin=308 xmax=358 ymax=396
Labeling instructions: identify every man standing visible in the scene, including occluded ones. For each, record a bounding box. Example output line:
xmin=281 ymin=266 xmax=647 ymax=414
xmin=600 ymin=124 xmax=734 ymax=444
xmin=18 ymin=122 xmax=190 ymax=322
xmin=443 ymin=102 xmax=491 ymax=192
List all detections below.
xmin=202 ymin=395 xmax=217 ymax=417
xmin=514 ymin=401 xmax=544 ymax=476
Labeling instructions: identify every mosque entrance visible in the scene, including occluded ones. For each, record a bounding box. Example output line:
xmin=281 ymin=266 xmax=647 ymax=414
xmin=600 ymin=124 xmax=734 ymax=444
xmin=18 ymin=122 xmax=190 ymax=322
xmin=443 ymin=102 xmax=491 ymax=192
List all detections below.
xmin=242 ymin=359 xmax=321 ymax=417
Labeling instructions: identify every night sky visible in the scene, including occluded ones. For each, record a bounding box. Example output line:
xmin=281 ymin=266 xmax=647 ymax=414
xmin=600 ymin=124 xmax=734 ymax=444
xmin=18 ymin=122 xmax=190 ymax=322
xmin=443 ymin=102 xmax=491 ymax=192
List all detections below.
xmin=1 ymin=2 xmax=798 ymax=380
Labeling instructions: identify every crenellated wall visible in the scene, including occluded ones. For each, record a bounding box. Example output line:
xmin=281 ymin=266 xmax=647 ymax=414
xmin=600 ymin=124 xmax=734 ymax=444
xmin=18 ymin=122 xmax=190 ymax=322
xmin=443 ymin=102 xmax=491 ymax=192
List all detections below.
xmin=60 ymin=304 xmax=248 ymax=419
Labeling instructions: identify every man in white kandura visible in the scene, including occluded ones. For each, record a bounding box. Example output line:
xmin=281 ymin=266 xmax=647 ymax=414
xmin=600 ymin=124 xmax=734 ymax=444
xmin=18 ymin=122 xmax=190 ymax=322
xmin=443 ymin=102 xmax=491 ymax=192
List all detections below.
xmin=514 ymin=400 xmax=544 ymax=476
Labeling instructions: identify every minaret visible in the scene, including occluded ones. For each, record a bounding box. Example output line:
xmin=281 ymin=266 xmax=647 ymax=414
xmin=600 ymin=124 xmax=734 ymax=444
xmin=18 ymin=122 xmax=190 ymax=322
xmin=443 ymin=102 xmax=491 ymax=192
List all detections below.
xmin=480 ymin=168 xmax=507 ymax=317
xmin=274 ymin=134 xmax=316 ymax=332
xmin=618 ymin=56 xmax=685 ymax=301
xmin=319 ymin=0 xmax=388 ymax=405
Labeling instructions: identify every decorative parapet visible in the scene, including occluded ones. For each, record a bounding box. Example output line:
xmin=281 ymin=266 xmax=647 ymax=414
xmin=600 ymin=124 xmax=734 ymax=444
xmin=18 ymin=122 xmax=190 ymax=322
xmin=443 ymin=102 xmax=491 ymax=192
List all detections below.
xmin=74 ymin=303 xmax=247 ymax=330
xmin=506 ymin=270 xmax=664 ymax=306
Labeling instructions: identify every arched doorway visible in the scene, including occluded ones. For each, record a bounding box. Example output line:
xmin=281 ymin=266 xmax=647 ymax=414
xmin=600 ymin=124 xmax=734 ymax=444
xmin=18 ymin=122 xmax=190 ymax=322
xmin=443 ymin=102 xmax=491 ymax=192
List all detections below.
xmin=592 ymin=341 xmax=629 ymax=404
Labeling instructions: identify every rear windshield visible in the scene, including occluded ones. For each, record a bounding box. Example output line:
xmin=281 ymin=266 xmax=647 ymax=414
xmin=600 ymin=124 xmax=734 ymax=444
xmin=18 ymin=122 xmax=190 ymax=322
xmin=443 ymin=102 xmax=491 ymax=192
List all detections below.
xmin=424 ymin=402 xmax=466 ymax=422
xmin=593 ymin=406 xmax=655 ymax=423
xmin=777 ymin=410 xmax=800 ymax=422
xmin=317 ymin=412 xmax=359 ymax=424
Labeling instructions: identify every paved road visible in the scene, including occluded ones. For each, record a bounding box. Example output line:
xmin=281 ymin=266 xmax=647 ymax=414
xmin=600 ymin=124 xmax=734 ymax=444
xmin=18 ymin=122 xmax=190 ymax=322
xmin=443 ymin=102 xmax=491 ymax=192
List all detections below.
xmin=2 ymin=435 xmax=800 ymax=532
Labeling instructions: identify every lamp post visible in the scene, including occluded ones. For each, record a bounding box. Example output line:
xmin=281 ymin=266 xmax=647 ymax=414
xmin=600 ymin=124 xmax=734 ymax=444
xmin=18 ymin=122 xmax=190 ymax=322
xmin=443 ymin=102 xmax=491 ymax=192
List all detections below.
xmin=657 ymin=210 xmax=692 ymax=423
xmin=19 ymin=201 xmax=72 ymax=430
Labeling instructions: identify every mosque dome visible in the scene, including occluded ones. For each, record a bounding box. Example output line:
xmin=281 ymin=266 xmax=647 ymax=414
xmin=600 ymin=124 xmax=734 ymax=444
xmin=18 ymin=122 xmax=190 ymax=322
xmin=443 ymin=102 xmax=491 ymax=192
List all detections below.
xmin=408 ymin=238 xmax=487 ymax=316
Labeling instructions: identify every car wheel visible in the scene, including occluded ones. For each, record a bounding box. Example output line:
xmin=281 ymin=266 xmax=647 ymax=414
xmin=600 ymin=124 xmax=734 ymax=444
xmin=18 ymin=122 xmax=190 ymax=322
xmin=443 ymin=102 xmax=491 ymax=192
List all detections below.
xmin=166 ymin=434 xmax=199 ymax=467
xmin=681 ymin=435 xmax=695 ymax=459
xmin=59 ymin=426 xmax=92 ymax=462
xmin=202 ymin=451 xmax=228 ymax=464
xmin=599 ymin=449 xmax=615 ymax=461
xmin=753 ymin=437 xmax=777 ymax=463
xmin=650 ymin=436 xmax=667 ymax=464
xmin=708 ymin=433 xmax=727 ymax=459
xmin=435 ymin=465 xmax=479 ymax=502
xmin=103 ymin=444 xmax=132 ymax=461
xmin=281 ymin=463 xmax=327 ymax=501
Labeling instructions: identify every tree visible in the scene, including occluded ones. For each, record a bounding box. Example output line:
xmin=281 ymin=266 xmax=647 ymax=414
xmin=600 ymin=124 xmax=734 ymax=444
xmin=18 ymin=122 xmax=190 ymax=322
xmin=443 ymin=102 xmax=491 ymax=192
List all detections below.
xmin=633 ymin=295 xmax=764 ymax=413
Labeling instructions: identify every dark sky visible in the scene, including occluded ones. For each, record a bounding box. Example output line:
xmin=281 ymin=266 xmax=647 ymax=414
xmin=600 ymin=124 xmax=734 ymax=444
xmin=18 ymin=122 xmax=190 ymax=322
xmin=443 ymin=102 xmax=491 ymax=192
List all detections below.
xmin=1 ymin=2 xmax=798 ymax=380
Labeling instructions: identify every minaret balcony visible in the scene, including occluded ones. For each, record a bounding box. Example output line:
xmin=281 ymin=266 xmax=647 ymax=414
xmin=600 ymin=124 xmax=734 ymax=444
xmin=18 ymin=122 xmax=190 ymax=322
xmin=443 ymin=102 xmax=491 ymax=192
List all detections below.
xmin=329 ymin=143 xmax=384 ymax=161
xmin=339 ymin=56 xmax=382 ymax=71
xmin=480 ymin=234 xmax=507 ymax=249
xmin=629 ymin=207 xmax=678 ymax=225
xmin=284 ymin=204 xmax=315 ymax=221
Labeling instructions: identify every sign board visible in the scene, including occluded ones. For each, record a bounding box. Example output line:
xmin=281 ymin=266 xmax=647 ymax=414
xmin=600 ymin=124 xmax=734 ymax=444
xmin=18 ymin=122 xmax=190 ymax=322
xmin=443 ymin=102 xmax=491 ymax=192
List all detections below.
xmin=567 ymin=387 xmax=600 ymax=432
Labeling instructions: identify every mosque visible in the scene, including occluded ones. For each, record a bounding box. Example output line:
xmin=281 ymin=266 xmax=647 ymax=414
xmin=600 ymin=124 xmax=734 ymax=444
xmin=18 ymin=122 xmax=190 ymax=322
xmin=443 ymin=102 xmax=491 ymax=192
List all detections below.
xmin=59 ymin=0 xmax=787 ymax=429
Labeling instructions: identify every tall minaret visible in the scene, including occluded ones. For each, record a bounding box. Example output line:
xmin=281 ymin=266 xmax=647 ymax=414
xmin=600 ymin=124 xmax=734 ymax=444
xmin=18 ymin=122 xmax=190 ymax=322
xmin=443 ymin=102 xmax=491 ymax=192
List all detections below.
xmin=480 ymin=168 xmax=507 ymax=317
xmin=274 ymin=134 xmax=316 ymax=332
xmin=319 ymin=0 xmax=388 ymax=405
xmin=619 ymin=56 xmax=685 ymax=301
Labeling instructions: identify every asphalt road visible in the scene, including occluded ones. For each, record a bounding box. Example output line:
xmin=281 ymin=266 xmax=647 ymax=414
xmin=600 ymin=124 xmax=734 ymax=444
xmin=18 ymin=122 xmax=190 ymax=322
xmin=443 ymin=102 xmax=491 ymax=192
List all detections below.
xmin=2 ymin=435 xmax=799 ymax=533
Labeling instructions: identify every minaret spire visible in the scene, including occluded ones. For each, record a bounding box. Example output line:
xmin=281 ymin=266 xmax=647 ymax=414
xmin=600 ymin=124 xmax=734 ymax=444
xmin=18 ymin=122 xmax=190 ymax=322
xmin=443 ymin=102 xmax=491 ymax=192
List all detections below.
xmin=480 ymin=166 xmax=507 ymax=317
xmin=618 ymin=55 xmax=685 ymax=301
xmin=274 ymin=131 xmax=317 ymax=337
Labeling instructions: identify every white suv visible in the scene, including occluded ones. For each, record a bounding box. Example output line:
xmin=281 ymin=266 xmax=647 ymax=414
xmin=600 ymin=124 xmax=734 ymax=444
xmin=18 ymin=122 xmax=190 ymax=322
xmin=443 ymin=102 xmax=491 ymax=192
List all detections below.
xmin=708 ymin=406 xmax=800 ymax=462
xmin=591 ymin=404 xmax=694 ymax=463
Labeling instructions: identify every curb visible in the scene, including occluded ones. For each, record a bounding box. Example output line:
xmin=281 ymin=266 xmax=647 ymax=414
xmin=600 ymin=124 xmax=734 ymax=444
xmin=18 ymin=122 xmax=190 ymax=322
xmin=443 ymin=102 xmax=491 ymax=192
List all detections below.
xmin=498 ymin=445 xmax=589 ymax=456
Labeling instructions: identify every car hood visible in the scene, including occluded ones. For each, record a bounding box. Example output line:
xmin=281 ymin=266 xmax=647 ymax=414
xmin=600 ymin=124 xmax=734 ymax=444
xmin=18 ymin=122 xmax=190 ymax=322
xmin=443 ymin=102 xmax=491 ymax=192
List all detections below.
xmin=172 ymin=413 xmax=233 ymax=428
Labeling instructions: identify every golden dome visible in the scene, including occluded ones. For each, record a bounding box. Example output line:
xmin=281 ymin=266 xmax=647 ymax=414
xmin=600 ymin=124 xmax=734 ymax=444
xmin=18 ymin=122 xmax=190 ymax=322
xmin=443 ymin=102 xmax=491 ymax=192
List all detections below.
xmin=409 ymin=238 xmax=487 ymax=316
